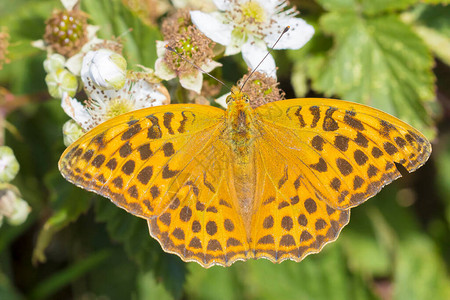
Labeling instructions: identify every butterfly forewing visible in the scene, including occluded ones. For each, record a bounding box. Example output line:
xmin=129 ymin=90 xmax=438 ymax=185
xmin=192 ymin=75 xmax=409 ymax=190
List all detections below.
xmin=59 ymin=104 xmax=253 ymax=267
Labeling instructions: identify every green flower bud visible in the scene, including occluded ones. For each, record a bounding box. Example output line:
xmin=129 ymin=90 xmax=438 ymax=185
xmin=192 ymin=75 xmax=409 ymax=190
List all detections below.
xmin=0 ymin=184 xmax=30 ymax=227
xmin=62 ymin=120 xmax=84 ymax=147
xmin=0 ymin=146 xmax=19 ymax=182
xmin=81 ymin=49 xmax=127 ymax=90
xmin=43 ymin=53 xmax=66 ymax=73
xmin=45 ymin=68 xmax=78 ymax=98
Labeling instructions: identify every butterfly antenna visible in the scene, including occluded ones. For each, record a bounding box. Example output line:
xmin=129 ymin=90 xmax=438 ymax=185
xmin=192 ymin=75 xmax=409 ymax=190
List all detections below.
xmin=240 ymin=26 xmax=290 ymax=92
xmin=165 ymin=45 xmax=233 ymax=93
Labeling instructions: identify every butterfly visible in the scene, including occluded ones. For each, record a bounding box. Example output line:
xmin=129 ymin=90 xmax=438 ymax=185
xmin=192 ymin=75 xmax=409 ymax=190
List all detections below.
xmin=59 ymin=86 xmax=431 ymax=268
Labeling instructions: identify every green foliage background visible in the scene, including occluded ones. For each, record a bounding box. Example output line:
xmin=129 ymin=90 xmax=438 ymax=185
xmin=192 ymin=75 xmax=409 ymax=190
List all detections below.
xmin=0 ymin=0 xmax=449 ymax=299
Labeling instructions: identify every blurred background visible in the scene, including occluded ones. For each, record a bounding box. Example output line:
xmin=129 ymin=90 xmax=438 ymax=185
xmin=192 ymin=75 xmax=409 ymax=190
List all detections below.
xmin=0 ymin=0 xmax=449 ymax=299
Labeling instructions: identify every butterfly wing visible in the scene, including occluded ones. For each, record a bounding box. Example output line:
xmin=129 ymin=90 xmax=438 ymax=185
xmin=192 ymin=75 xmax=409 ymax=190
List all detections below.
xmin=59 ymin=104 xmax=250 ymax=267
xmin=255 ymin=98 xmax=431 ymax=210
xmin=249 ymin=133 xmax=350 ymax=262
xmin=247 ymin=98 xmax=431 ymax=262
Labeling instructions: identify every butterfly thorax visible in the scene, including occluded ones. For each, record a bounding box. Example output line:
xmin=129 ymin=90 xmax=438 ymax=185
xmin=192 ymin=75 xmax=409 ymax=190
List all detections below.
xmin=224 ymin=88 xmax=259 ymax=236
xmin=225 ymin=88 xmax=258 ymax=164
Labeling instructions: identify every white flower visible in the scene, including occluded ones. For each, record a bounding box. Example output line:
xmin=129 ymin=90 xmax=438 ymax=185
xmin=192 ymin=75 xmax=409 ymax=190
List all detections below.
xmin=62 ymin=72 xmax=171 ymax=131
xmin=190 ymin=0 xmax=314 ymax=77
xmin=154 ymin=41 xmax=221 ymax=94
xmin=81 ymin=49 xmax=127 ymax=90
xmin=0 ymin=146 xmax=19 ymax=183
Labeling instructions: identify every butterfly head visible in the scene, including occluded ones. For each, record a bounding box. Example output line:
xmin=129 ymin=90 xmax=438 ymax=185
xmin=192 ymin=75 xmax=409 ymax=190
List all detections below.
xmin=226 ymin=86 xmax=251 ymax=107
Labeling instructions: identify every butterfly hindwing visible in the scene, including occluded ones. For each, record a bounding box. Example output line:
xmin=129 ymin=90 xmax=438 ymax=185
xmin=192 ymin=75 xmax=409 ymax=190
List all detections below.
xmin=146 ymin=133 xmax=253 ymax=267
xmin=249 ymin=136 xmax=350 ymax=262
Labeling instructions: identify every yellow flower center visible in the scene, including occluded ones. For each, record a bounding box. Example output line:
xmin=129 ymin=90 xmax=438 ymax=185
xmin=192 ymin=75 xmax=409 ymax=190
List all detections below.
xmin=105 ymin=98 xmax=134 ymax=119
xmin=241 ymin=1 xmax=266 ymax=23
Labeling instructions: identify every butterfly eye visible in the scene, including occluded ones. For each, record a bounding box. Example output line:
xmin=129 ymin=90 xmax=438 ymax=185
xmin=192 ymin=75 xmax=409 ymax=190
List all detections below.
xmin=226 ymin=95 xmax=233 ymax=104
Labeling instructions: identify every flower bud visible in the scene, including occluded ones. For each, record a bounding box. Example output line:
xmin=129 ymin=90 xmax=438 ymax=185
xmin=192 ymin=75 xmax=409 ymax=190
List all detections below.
xmin=62 ymin=119 xmax=84 ymax=146
xmin=44 ymin=53 xmax=66 ymax=73
xmin=45 ymin=68 xmax=78 ymax=98
xmin=0 ymin=185 xmax=30 ymax=227
xmin=0 ymin=146 xmax=19 ymax=182
xmin=81 ymin=49 xmax=127 ymax=90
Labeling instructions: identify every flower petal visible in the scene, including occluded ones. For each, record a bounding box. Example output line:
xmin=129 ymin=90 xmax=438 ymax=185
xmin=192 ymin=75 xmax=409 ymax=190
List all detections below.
xmin=156 ymin=40 xmax=168 ymax=58
xmin=65 ymin=53 xmax=84 ymax=76
xmin=129 ymin=80 xmax=170 ymax=107
xmin=190 ymin=11 xmax=232 ymax=46
xmin=241 ymin=41 xmax=277 ymax=78
xmin=61 ymin=93 xmax=91 ymax=129
xmin=225 ymin=28 xmax=246 ymax=56
xmin=264 ymin=18 xmax=314 ymax=50
xmin=179 ymin=71 xmax=203 ymax=94
xmin=215 ymin=92 xmax=230 ymax=108
xmin=31 ymin=39 xmax=46 ymax=50
xmin=212 ymin=0 xmax=231 ymax=11
xmin=65 ymin=34 xmax=105 ymax=75
xmin=61 ymin=0 xmax=78 ymax=10
xmin=81 ymin=49 xmax=127 ymax=90
xmin=201 ymin=60 xmax=222 ymax=73
xmin=254 ymin=0 xmax=280 ymax=13
xmin=154 ymin=58 xmax=176 ymax=81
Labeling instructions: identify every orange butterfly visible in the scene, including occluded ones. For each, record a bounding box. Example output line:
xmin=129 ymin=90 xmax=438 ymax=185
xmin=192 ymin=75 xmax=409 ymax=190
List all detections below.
xmin=59 ymin=87 xmax=431 ymax=267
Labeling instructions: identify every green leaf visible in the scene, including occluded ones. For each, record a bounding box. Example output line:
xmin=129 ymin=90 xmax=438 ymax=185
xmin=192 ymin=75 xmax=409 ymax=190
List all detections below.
xmin=137 ymin=271 xmax=174 ymax=300
xmin=186 ymin=246 xmax=375 ymax=300
xmin=404 ymin=4 xmax=450 ymax=65
xmin=287 ymin=20 xmax=333 ymax=98
xmin=359 ymin=0 xmax=418 ymax=15
xmin=394 ymin=235 xmax=450 ymax=300
xmin=421 ymin=0 xmax=450 ymax=4
xmin=435 ymin=139 xmax=450 ymax=224
xmin=186 ymin=263 xmax=245 ymax=300
xmin=29 ymin=250 xmax=111 ymax=300
xmin=414 ymin=4 xmax=450 ymax=37
xmin=340 ymin=207 xmax=392 ymax=276
xmin=81 ymin=0 xmax=161 ymax=68
xmin=316 ymin=0 xmax=419 ymax=14
xmin=315 ymin=0 xmax=357 ymax=12
xmin=0 ymin=0 xmax=57 ymax=53
xmin=244 ymin=247 xmax=375 ymax=300
xmin=0 ymin=270 xmax=24 ymax=300
xmin=93 ymin=199 xmax=186 ymax=299
xmin=32 ymin=170 xmax=91 ymax=264
xmin=309 ymin=12 xmax=436 ymax=138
